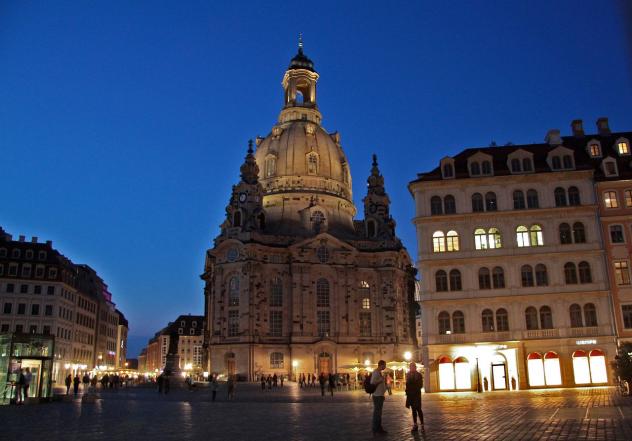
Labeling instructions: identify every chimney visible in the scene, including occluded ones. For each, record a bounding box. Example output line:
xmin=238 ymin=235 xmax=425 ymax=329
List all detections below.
xmin=31 ymin=236 xmax=38 ymax=243
xmin=545 ymin=129 xmax=562 ymax=146
xmin=18 ymin=235 xmax=25 ymax=242
xmin=571 ymin=119 xmax=584 ymax=137
xmin=46 ymin=240 xmax=52 ymax=246
xmin=597 ymin=117 xmax=610 ymax=135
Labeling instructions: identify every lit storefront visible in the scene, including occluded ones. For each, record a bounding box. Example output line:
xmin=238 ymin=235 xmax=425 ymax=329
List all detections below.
xmin=571 ymin=349 xmax=608 ymax=385
xmin=0 ymin=333 xmax=55 ymax=404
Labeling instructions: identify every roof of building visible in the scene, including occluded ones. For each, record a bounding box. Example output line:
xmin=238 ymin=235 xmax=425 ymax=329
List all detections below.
xmin=410 ymin=122 xmax=632 ymax=184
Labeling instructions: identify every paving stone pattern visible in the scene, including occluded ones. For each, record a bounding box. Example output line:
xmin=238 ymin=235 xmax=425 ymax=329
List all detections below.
xmin=2 ymin=384 xmax=632 ymax=440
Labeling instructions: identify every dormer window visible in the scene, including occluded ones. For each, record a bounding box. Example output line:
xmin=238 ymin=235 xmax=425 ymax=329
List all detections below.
xmin=603 ymin=159 xmax=618 ymax=177
xmin=442 ymin=163 xmax=453 ymax=178
xmin=588 ymin=141 xmax=602 ymax=157
xmin=617 ymin=139 xmax=630 ymax=156
xmin=522 ymin=158 xmax=533 ymax=172
xmin=552 ymin=156 xmax=562 ymax=170
xmin=306 ymin=153 xmax=318 ymax=175
xmin=562 ymin=155 xmax=574 ymax=169
xmin=470 ymin=162 xmax=480 ymax=176
xmin=511 ymin=158 xmax=521 ymax=173
xmin=481 ymin=160 xmax=492 ymax=175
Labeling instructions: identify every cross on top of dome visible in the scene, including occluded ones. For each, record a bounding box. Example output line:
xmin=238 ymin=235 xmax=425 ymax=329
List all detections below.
xmin=288 ymin=33 xmax=315 ymax=72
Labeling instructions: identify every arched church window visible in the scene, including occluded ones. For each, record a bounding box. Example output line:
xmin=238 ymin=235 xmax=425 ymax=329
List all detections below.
xmin=270 ymin=278 xmax=283 ymax=307
xmin=316 ymin=278 xmax=330 ymax=307
xmin=265 ymin=156 xmax=276 ymax=178
xmin=312 ymin=210 xmax=325 ymax=233
xmin=228 ymin=277 xmax=240 ymax=306
xmin=307 ymin=153 xmax=318 ymax=175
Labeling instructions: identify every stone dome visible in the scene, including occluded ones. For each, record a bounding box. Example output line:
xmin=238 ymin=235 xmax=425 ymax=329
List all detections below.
xmin=254 ymin=120 xmax=352 ymax=202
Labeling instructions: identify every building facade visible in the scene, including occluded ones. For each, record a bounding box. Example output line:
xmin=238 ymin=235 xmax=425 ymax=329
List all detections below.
xmin=115 ymin=309 xmax=128 ymax=369
xmin=0 ymin=228 xmax=127 ymax=384
xmin=202 ymin=44 xmax=416 ymax=380
xmin=409 ymin=120 xmax=626 ymax=392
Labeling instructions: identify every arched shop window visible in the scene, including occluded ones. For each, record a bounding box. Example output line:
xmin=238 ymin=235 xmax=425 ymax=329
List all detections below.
xmin=438 ymin=355 xmax=471 ymax=391
xmin=453 ymin=356 xmax=471 ymax=390
xmin=573 ymin=349 xmax=608 ymax=385
xmin=527 ymin=352 xmax=562 ymax=387
xmin=438 ymin=356 xmax=455 ymax=390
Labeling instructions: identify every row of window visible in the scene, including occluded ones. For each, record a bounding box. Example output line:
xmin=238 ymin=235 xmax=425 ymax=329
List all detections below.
xmin=430 ymin=187 xmax=581 ymax=215
xmin=433 ymin=225 xmax=545 ymax=252
xmin=2 ymin=283 xmax=56 ymax=295
xmin=0 ymin=263 xmax=58 ymax=279
xmin=437 ymin=303 xmax=598 ymax=334
xmin=434 ymin=262 xmax=593 ymax=292
xmin=0 ymin=323 xmax=52 ymax=335
xmin=0 ymin=248 xmax=47 ymax=260
xmin=3 ymin=302 xmax=54 ymax=316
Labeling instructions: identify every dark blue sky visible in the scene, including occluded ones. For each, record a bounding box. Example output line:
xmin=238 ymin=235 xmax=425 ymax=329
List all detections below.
xmin=2 ymin=1 xmax=631 ymax=356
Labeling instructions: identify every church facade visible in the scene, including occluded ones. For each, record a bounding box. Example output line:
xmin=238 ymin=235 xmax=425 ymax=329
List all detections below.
xmin=202 ymin=44 xmax=417 ymax=380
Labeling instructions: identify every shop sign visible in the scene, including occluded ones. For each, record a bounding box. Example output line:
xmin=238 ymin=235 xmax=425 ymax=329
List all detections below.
xmin=575 ymin=339 xmax=597 ymax=345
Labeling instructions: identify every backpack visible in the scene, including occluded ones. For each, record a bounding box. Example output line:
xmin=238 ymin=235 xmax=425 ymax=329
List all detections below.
xmin=364 ymin=375 xmax=377 ymax=394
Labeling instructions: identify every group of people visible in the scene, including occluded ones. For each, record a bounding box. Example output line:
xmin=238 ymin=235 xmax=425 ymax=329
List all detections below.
xmin=369 ymin=360 xmax=424 ymax=435
xmin=64 ymin=373 xmax=130 ymax=395
xmin=259 ymin=373 xmax=284 ymax=390
xmin=14 ymin=367 xmax=32 ymax=404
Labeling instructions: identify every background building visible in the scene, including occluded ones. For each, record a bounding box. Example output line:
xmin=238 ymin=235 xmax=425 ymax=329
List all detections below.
xmin=0 ymin=227 xmax=127 ymax=385
xmin=202 ymin=44 xmax=416 ymax=381
xmin=116 ymin=309 xmax=128 ymax=369
xmin=409 ymin=120 xmax=627 ymax=392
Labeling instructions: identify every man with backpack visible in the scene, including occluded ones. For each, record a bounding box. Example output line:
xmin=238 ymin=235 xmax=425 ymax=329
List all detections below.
xmin=367 ymin=360 xmax=388 ymax=435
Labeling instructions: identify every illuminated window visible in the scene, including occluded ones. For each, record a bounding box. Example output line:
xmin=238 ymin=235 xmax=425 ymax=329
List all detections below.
xmin=270 ymin=352 xmax=284 ymax=368
xmin=454 ymin=357 xmax=471 ymax=389
xmin=449 ymin=270 xmax=462 ymax=291
xmin=543 ymin=352 xmax=562 ymax=385
xmin=516 ymin=226 xmax=529 ymax=247
xmin=625 ymin=190 xmax=632 ymax=207
xmin=438 ymin=356 xmax=455 ymax=390
xmin=430 ymin=196 xmax=443 ymax=215
xmin=604 ymin=191 xmax=619 ymax=208
xmin=444 ymin=195 xmax=456 ymax=214
xmin=588 ymin=349 xmax=608 ymax=383
xmin=614 ymin=261 xmax=630 ymax=285
xmin=492 ymin=267 xmax=505 ymax=288
xmin=446 ymin=231 xmax=459 ymax=251
xmin=618 ymin=141 xmax=630 ymax=155
xmin=474 ymin=228 xmax=488 ymax=250
xmin=438 ymin=312 xmax=451 ymax=334
xmin=589 ymin=143 xmax=601 ymax=157
xmin=530 ymin=225 xmax=543 ymax=246
xmin=471 ymin=193 xmax=484 ymax=212
xmin=527 ymin=353 xmax=545 ymax=386
xmin=362 ymin=298 xmax=370 ymax=309
xmin=435 ymin=270 xmax=448 ymax=292
xmin=432 ymin=231 xmax=445 ymax=253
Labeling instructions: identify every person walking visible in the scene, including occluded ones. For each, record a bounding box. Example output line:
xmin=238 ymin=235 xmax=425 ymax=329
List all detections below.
xmin=280 ymin=375 xmax=284 ymax=388
xmin=405 ymin=362 xmax=424 ymax=432
xmin=82 ymin=373 xmax=90 ymax=392
xmin=227 ymin=375 xmax=235 ymax=400
xmin=319 ymin=372 xmax=326 ymax=397
xmin=211 ymin=376 xmax=218 ymax=402
xmin=23 ymin=368 xmax=32 ymax=401
xmin=370 ymin=360 xmax=388 ymax=436
xmin=65 ymin=374 xmax=72 ymax=395
xmin=16 ymin=369 xmax=25 ymax=404
xmin=73 ymin=374 xmax=80 ymax=396
xmin=328 ymin=373 xmax=336 ymax=397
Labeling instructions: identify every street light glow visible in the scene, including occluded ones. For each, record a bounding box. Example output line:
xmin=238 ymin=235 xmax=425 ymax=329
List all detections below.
xmin=292 ymin=360 xmax=298 ymax=367
xmin=404 ymin=351 xmax=412 ymax=361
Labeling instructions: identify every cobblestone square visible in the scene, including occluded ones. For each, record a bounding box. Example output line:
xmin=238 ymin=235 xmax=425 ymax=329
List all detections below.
xmin=2 ymin=384 xmax=632 ymax=441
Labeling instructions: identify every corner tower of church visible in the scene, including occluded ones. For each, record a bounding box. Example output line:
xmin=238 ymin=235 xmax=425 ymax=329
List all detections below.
xmin=203 ymin=42 xmax=416 ymax=381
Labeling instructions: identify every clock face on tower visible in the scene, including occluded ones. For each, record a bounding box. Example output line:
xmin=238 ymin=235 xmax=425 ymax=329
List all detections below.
xmin=238 ymin=192 xmax=247 ymax=203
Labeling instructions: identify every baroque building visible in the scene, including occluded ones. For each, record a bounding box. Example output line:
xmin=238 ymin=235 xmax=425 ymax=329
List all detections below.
xmin=202 ymin=44 xmax=416 ymax=380
xmin=409 ymin=119 xmax=629 ymax=392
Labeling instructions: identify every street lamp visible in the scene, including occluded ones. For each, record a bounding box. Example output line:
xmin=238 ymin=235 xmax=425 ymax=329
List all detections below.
xmin=404 ymin=351 xmax=412 ymax=362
